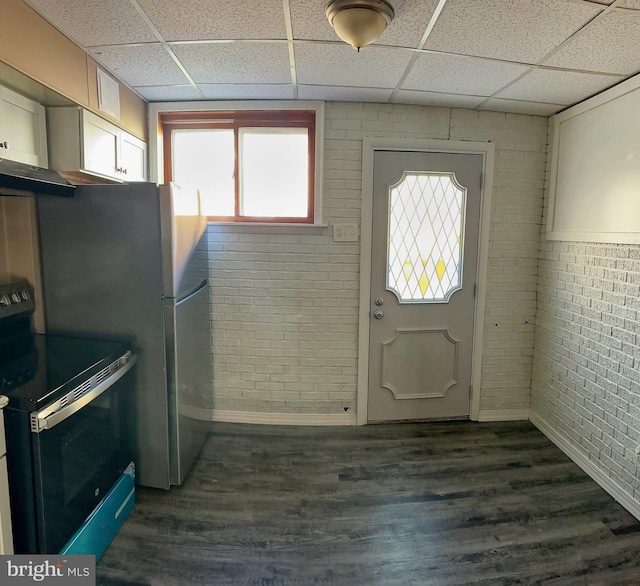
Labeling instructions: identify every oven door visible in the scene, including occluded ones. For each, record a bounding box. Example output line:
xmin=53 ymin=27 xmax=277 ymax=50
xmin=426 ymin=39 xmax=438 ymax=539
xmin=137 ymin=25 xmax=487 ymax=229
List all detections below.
xmin=31 ymin=362 xmax=135 ymax=553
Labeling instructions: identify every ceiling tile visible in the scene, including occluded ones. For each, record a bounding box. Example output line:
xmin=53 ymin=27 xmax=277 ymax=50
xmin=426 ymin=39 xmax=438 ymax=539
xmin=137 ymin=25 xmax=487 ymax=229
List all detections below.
xmin=136 ymin=0 xmax=286 ymax=41
xmin=199 ymin=84 xmax=295 ymax=100
xmin=424 ymin=0 xmax=602 ymax=64
xmin=478 ymin=98 xmax=565 ymax=116
xmin=394 ymin=90 xmax=485 ymax=108
xmin=289 ymin=0 xmax=348 ymax=42
xmin=495 ymin=68 xmax=624 ymax=105
xmin=298 ymin=85 xmax=393 ymax=102
xmin=620 ymin=1 xmax=640 ymax=8
xmin=89 ymin=45 xmax=188 ymax=87
xmin=25 ymin=0 xmax=156 ymax=46
xmin=543 ymin=11 xmax=640 ymax=74
xmin=402 ymin=53 xmax=529 ymax=96
xmin=290 ymin=0 xmax=440 ymax=48
xmin=376 ymin=0 xmax=441 ymax=47
xmin=172 ymin=43 xmax=291 ymax=84
xmin=295 ymin=44 xmax=412 ymax=88
xmin=133 ymin=85 xmax=203 ymax=101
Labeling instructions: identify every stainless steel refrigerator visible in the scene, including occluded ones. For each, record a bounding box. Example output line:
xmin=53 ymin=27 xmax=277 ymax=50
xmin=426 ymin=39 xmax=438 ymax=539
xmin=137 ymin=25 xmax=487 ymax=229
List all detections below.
xmin=37 ymin=182 xmax=211 ymax=489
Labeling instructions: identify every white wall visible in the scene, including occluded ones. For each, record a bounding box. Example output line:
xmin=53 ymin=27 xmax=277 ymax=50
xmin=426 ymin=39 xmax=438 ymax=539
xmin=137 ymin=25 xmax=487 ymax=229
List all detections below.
xmin=206 ymin=102 xmax=548 ymax=422
xmin=531 ymin=118 xmax=640 ymax=513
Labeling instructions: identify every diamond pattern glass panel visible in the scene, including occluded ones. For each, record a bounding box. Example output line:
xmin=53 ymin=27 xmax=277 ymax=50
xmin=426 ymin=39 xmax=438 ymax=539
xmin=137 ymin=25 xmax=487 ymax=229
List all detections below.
xmin=387 ymin=173 xmax=466 ymax=303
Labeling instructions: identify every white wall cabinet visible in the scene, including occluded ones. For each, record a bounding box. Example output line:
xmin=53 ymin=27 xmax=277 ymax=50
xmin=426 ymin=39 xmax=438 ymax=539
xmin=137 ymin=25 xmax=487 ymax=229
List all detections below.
xmin=48 ymin=106 xmax=147 ymax=183
xmin=119 ymin=128 xmax=147 ymax=182
xmin=0 ymin=85 xmax=48 ymax=167
xmin=548 ymin=75 xmax=640 ymax=244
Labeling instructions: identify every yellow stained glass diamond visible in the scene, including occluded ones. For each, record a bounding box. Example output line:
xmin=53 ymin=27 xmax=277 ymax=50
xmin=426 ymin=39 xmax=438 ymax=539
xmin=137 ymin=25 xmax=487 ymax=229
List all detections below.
xmin=402 ymin=260 xmax=413 ymax=283
xmin=435 ymin=258 xmax=446 ymax=282
xmin=419 ymin=273 xmax=430 ymax=295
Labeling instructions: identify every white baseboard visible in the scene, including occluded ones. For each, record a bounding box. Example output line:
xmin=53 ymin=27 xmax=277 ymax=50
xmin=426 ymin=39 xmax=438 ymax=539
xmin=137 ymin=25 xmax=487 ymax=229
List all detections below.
xmin=180 ymin=405 xmax=357 ymax=426
xmin=477 ymin=409 xmax=530 ymax=422
xmin=529 ymin=410 xmax=640 ymax=522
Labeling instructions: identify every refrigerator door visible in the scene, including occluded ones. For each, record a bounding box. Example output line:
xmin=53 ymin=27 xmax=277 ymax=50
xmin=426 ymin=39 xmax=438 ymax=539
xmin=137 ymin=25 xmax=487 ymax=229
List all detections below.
xmin=159 ymin=183 xmax=207 ymax=299
xmin=37 ymin=183 xmax=171 ymax=489
xmin=164 ymin=280 xmax=211 ymax=486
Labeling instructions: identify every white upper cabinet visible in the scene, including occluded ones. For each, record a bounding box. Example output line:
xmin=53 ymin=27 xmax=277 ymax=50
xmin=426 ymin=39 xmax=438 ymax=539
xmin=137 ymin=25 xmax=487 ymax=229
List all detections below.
xmin=82 ymin=110 xmax=119 ymax=179
xmin=118 ymin=128 xmax=147 ymax=183
xmin=0 ymin=85 xmax=48 ymax=167
xmin=47 ymin=107 xmax=147 ymax=183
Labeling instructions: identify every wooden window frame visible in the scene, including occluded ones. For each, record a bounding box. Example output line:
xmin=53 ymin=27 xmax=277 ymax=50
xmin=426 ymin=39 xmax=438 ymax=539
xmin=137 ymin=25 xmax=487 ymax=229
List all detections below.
xmin=161 ymin=110 xmax=316 ymax=224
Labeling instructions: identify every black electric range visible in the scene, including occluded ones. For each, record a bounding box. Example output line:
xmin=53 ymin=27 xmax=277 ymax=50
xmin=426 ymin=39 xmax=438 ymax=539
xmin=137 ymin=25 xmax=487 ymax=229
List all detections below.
xmin=1 ymin=332 xmax=130 ymax=411
xmin=0 ymin=280 xmax=136 ymax=554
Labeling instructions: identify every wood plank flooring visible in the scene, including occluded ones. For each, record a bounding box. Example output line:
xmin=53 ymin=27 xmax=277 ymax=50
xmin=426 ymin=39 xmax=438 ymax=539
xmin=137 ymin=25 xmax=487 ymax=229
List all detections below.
xmin=96 ymin=421 xmax=640 ymax=585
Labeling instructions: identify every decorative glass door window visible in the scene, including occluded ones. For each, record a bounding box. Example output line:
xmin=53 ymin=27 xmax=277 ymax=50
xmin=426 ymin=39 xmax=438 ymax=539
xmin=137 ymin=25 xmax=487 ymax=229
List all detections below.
xmin=387 ymin=172 xmax=466 ymax=303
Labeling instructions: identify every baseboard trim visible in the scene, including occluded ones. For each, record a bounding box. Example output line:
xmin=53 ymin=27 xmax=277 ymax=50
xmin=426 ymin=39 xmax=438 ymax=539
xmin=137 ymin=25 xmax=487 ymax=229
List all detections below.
xmin=477 ymin=409 xmax=530 ymax=422
xmin=529 ymin=410 xmax=640 ymax=522
xmin=181 ymin=406 xmax=357 ymax=426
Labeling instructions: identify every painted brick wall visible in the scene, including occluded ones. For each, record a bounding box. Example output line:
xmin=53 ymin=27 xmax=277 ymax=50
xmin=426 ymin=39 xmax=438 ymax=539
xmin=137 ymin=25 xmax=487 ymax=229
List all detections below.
xmin=531 ymin=118 xmax=640 ymax=502
xmin=208 ymin=102 xmax=547 ymax=417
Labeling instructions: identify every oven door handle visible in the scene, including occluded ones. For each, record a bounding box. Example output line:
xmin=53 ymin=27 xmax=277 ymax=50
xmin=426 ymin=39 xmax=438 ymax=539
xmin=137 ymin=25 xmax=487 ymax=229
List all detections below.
xmin=32 ymin=354 xmax=138 ymax=433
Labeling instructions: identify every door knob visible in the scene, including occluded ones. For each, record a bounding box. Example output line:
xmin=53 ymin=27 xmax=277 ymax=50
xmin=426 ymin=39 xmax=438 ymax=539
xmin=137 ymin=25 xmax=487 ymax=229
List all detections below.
xmin=373 ymin=309 xmax=384 ymax=319
xmin=374 ymin=297 xmax=384 ymax=306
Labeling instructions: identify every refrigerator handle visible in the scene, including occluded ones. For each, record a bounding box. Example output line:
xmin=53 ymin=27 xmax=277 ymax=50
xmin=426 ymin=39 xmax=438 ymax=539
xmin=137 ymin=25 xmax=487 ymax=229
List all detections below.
xmin=174 ymin=279 xmax=208 ymax=306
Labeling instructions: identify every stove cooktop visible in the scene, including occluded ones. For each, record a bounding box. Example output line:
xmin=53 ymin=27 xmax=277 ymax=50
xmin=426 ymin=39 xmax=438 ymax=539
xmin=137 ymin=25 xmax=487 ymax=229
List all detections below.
xmin=0 ymin=334 xmax=131 ymax=411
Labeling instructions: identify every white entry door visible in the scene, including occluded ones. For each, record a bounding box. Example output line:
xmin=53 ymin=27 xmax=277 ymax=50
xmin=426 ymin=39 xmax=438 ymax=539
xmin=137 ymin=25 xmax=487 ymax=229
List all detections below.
xmin=367 ymin=150 xmax=483 ymax=422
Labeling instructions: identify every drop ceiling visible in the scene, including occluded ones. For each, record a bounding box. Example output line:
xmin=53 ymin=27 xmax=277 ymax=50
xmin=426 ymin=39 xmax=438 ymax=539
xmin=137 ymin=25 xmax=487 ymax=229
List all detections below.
xmin=23 ymin=0 xmax=640 ymax=116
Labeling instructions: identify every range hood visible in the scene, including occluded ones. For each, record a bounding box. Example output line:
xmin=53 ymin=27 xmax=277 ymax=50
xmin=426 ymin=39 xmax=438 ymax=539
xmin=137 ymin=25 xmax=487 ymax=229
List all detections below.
xmin=0 ymin=159 xmax=75 ymax=197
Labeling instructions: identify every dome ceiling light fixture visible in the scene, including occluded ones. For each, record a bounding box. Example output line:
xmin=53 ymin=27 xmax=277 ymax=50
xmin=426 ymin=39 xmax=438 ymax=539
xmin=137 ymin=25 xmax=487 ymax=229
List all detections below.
xmin=325 ymin=0 xmax=395 ymax=52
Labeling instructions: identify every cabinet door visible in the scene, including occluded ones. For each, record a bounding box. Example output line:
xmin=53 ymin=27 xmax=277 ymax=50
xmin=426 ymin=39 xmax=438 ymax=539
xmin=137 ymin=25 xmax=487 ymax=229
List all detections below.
xmin=119 ymin=130 xmax=147 ymax=182
xmin=82 ymin=110 xmax=119 ymax=179
xmin=0 ymin=86 xmax=47 ymax=167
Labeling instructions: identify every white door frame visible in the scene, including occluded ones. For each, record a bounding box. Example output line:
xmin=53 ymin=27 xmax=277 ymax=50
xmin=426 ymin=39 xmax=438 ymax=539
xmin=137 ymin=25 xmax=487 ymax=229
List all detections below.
xmin=357 ymin=138 xmax=495 ymax=425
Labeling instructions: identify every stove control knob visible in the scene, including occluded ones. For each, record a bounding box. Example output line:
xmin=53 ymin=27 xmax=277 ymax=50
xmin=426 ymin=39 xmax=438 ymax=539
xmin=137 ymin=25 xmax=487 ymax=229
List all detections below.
xmin=10 ymin=292 xmax=21 ymax=303
xmin=20 ymin=289 xmax=30 ymax=300
xmin=0 ymin=295 xmax=9 ymax=306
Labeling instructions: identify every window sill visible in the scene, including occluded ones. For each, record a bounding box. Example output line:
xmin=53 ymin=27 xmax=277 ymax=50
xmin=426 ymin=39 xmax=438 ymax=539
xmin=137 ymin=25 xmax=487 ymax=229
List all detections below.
xmin=207 ymin=222 xmax=329 ymax=234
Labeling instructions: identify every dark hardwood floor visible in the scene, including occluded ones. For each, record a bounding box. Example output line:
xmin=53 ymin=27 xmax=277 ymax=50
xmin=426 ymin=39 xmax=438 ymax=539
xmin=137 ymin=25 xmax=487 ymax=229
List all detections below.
xmin=96 ymin=421 xmax=640 ymax=585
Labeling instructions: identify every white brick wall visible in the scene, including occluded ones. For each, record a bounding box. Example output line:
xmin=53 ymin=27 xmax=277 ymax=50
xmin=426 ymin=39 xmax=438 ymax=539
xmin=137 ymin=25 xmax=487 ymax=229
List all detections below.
xmin=531 ymin=118 xmax=640 ymax=502
xmin=208 ymin=227 xmax=360 ymax=414
xmin=208 ymin=102 xmax=547 ymax=417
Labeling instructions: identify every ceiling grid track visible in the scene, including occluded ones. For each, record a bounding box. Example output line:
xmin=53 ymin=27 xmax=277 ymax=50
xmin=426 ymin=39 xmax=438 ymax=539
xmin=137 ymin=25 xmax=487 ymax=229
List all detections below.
xmin=21 ymin=0 xmax=640 ymax=114
xmin=282 ymin=0 xmax=299 ymax=99
xmin=128 ymin=0 xmax=205 ymax=98
xmin=388 ymin=0 xmax=449 ymax=104
xmin=476 ymin=0 xmax=625 ymax=111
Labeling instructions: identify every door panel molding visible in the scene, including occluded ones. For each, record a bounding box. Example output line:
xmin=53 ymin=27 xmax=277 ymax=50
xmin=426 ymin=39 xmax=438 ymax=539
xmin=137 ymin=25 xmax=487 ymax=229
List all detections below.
xmin=358 ymin=138 xmax=495 ymax=425
xmin=382 ymin=328 xmax=459 ymax=400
